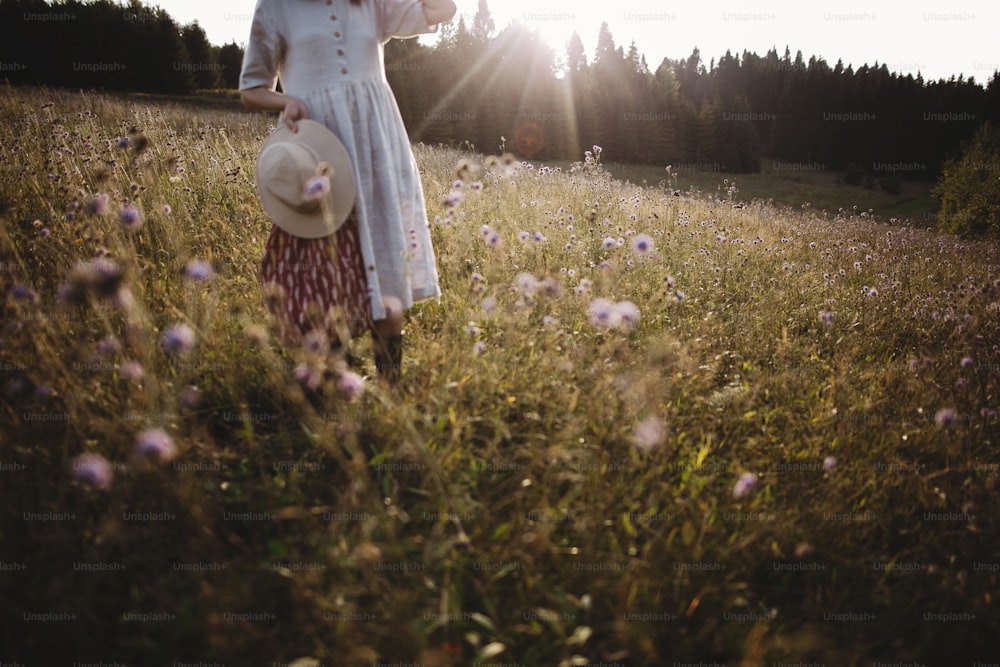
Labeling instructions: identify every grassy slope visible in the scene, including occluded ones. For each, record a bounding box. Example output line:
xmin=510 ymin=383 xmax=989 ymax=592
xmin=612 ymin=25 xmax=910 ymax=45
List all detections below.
xmin=0 ymin=86 xmax=998 ymax=666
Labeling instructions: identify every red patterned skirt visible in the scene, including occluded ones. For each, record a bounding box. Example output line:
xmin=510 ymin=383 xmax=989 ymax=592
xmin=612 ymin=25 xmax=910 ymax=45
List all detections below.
xmin=259 ymin=216 xmax=375 ymax=346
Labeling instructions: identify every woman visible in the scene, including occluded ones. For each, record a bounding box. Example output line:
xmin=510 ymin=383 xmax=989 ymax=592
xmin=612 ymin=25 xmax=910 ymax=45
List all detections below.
xmin=239 ymin=0 xmax=456 ymax=382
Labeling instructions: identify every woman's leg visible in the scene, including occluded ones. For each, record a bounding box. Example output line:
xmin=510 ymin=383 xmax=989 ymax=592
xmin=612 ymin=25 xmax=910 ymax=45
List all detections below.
xmin=373 ymin=295 xmax=404 ymax=382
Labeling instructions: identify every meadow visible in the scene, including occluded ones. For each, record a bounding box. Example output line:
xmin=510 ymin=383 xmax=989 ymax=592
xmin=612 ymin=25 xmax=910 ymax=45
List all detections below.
xmin=0 ymin=85 xmax=998 ymax=666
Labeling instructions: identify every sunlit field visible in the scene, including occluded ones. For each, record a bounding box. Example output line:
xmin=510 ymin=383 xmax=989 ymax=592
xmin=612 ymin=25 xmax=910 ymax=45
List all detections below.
xmin=1 ymin=85 xmax=998 ymax=666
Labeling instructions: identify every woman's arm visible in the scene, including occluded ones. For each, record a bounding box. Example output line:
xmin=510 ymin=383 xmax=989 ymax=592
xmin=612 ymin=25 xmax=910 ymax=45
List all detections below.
xmin=421 ymin=0 xmax=457 ymax=26
xmin=240 ymin=87 xmax=310 ymax=133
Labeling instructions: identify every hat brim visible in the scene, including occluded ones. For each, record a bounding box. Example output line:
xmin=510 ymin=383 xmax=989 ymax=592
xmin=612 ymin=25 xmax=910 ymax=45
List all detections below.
xmin=255 ymin=120 xmax=357 ymax=239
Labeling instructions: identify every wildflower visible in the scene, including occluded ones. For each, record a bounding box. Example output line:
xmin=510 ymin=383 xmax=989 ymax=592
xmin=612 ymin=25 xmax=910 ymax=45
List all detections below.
xmin=337 ymin=370 xmax=365 ymax=400
xmin=302 ymin=329 xmax=329 ymax=355
xmin=96 ymin=336 xmax=121 ymax=357
xmin=472 ymin=340 xmax=487 ymax=355
xmin=464 ymin=322 xmax=481 ymax=336
xmin=631 ymin=416 xmax=666 ymax=453
xmin=135 ymin=427 xmax=178 ymax=463
xmin=542 ymin=315 xmax=557 ymax=327
xmin=960 ymin=356 xmax=973 ymax=368
xmin=480 ymin=224 xmax=492 ymax=238
xmin=120 ymin=360 xmax=145 ymax=382
xmin=615 ymin=301 xmax=641 ymax=330
xmin=304 ymin=174 xmax=331 ymax=198
xmin=119 ymin=204 xmax=142 ymax=231
xmin=72 ymin=453 xmax=114 ymax=490
xmin=823 ymin=456 xmax=836 ymax=471
xmin=162 ymin=204 xmax=172 ymax=215
xmin=675 ymin=291 xmax=686 ymax=302
xmin=160 ymin=323 xmax=196 ymax=354
xmin=471 ymin=181 xmax=483 ymax=191
xmin=588 ymin=298 xmax=622 ymax=329
xmin=85 ymin=193 xmax=109 ymax=216
xmin=517 ymin=231 xmax=530 ymax=243
xmin=630 ymin=234 xmax=654 ymax=255
xmin=515 ymin=273 xmax=538 ymax=297
xmin=819 ymin=311 xmax=835 ymax=326
xmin=732 ymin=472 xmax=757 ymax=499
xmin=39 ymin=227 xmax=50 ymax=238
xmin=184 ymin=259 xmax=214 ymax=281
xmin=444 ymin=190 xmax=463 ymax=208
xmin=934 ymin=408 xmax=958 ymax=428
xmin=59 ymin=257 xmax=124 ymax=303
xmin=603 ymin=236 xmax=616 ymax=249
xmin=533 ymin=231 xmax=546 ymax=243
xmin=981 ymin=408 xmax=997 ymax=420
xmin=481 ymin=296 xmax=496 ymax=315
xmin=117 ymin=137 xmax=130 ymax=148
xmin=9 ymin=284 xmax=38 ymax=302
xmin=487 ymin=232 xmax=502 ymax=247
xmin=294 ymin=363 xmax=321 ymax=391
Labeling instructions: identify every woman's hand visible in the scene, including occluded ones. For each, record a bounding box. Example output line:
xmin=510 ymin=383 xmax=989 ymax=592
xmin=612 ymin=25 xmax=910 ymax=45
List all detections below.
xmin=282 ymin=97 xmax=310 ymax=132
xmin=239 ymin=87 xmax=310 ymax=132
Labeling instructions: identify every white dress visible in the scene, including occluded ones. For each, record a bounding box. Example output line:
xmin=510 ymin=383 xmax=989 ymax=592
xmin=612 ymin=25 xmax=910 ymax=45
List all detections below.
xmin=240 ymin=0 xmax=441 ymax=322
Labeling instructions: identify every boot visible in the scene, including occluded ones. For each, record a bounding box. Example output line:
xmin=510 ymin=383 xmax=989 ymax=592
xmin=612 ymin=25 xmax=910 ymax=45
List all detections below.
xmin=373 ymin=333 xmax=403 ymax=383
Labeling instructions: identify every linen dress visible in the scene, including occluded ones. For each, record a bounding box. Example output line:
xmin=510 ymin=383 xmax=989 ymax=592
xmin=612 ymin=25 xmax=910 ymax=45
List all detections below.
xmin=240 ymin=0 xmax=442 ymax=343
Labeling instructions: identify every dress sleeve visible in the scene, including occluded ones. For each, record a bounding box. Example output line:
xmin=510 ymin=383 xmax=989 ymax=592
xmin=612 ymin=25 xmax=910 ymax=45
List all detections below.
xmin=239 ymin=0 xmax=282 ymax=91
xmin=376 ymin=0 xmax=437 ymax=41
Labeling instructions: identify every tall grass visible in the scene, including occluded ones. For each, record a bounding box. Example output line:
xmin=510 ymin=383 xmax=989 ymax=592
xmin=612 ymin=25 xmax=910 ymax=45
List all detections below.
xmin=1 ymin=85 xmax=998 ymax=666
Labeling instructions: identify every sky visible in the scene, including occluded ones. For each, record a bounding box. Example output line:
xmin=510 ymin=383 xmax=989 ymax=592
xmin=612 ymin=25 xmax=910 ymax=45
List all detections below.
xmin=154 ymin=0 xmax=998 ymax=84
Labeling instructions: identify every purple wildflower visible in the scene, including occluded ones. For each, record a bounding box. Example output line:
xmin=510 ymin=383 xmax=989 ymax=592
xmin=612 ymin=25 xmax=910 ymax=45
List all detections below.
xmin=934 ymin=408 xmax=958 ymax=428
xmin=337 ymin=370 xmax=365 ymax=400
xmin=96 ymin=336 xmax=121 ymax=357
xmin=116 ymin=137 xmax=130 ymax=148
xmin=135 ymin=427 xmax=178 ymax=463
xmin=72 ymin=453 xmax=113 ymax=490
xmin=303 ymin=174 xmax=331 ymax=198
xmin=120 ymin=360 xmax=145 ymax=382
xmin=823 ymin=456 xmax=836 ymax=472
xmin=9 ymin=284 xmax=38 ymax=302
xmin=632 ymin=417 xmax=666 ymax=453
xmin=615 ymin=301 xmax=641 ymax=330
xmin=960 ymin=356 xmax=973 ymax=368
xmin=733 ymin=472 xmax=757 ymax=499
xmin=160 ymin=323 xmax=196 ymax=354
xmin=119 ymin=204 xmax=142 ymax=231
xmin=819 ymin=311 xmax=835 ymax=326
xmin=85 ymin=193 xmax=109 ymax=217
xmin=588 ymin=298 xmax=622 ymax=329
xmin=184 ymin=259 xmax=213 ymax=281
xmin=294 ymin=363 xmax=321 ymax=391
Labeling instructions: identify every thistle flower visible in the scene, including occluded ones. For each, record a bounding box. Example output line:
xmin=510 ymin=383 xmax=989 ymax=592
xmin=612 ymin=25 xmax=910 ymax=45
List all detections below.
xmin=135 ymin=427 xmax=178 ymax=463
xmin=733 ymin=472 xmax=757 ymax=499
xmin=160 ymin=323 xmax=196 ymax=354
xmin=59 ymin=257 xmax=124 ymax=303
xmin=183 ymin=259 xmax=213 ymax=281
xmin=631 ymin=416 xmax=666 ymax=453
xmin=96 ymin=336 xmax=122 ymax=357
xmin=960 ymin=356 xmax=973 ymax=368
xmin=337 ymin=370 xmax=365 ymax=400
xmin=120 ymin=360 xmax=145 ymax=382
xmin=819 ymin=311 xmax=835 ymax=326
xmin=588 ymin=298 xmax=622 ymax=329
xmin=615 ymin=301 xmax=641 ymax=330
xmin=71 ymin=453 xmax=113 ymax=491
xmin=934 ymin=408 xmax=958 ymax=428
xmin=603 ymin=236 xmax=616 ymax=249
xmin=119 ymin=204 xmax=142 ymax=231
xmin=823 ymin=456 xmax=836 ymax=471
xmin=9 ymin=284 xmax=38 ymax=302
xmin=301 ymin=329 xmax=329 ymax=355
xmin=533 ymin=231 xmax=546 ymax=244
xmin=294 ymin=363 xmax=321 ymax=391
xmin=304 ymin=174 xmax=331 ymax=198
xmin=517 ymin=231 xmax=530 ymax=243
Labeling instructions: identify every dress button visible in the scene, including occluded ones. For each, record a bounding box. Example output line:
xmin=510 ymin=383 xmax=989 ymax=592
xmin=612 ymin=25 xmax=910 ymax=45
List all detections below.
xmin=337 ymin=49 xmax=345 ymax=56
xmin=341 ymin=68 xmax=348 ymax=75
xmin=334 ymin=31 xmax=341 ymax=37
xmin=331 ymin=15 xmax=337 ymax=20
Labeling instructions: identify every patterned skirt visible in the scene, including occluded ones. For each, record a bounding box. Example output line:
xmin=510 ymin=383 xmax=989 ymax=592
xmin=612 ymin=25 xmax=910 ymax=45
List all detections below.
xmin=259 ymin=216 xmax=375 ymax=346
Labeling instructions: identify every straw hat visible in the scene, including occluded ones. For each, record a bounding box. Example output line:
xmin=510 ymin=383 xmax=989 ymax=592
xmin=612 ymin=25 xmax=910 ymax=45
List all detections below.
xmin=255 ymin=120 xmax=357 ymax=238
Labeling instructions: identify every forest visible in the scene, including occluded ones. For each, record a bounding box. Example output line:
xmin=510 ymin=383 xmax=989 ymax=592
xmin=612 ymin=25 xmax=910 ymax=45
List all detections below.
xmin=1 ymin=0 xmax=999 ymax=179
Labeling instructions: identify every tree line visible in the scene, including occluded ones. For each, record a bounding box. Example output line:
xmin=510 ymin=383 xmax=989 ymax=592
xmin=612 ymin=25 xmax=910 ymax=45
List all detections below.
xmin=2 ymin=0 xmax=999 ymax=184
